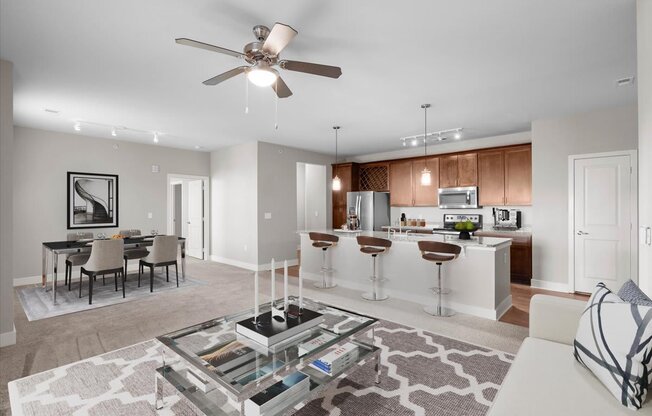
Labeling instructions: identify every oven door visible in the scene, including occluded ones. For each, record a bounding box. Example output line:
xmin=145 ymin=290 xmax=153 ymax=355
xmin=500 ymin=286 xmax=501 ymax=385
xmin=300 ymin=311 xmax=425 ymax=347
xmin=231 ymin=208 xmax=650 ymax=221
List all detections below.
xmin=438 ymin=186 xmax=480 ymax=209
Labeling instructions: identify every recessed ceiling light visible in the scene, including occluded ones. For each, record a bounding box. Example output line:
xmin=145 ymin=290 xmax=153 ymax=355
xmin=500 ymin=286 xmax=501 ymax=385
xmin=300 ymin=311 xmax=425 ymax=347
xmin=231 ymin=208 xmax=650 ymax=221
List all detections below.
xmin=111 ymin=128 xmax=117 ymax=137
xmin=74 ymin=122 xmax=81 ymax=131
xmin=411 ymin=138 xmax=418 ymax=146
xmin=194 ymin=145 xmax=202 ymax=150
xmin=44 ymin=108 xmax=59 ymax=114
xmin=153 ymin=132 xmax=159 ymax=143
xmin=454 ymin=131 xmax=462 ymax=140
xmin=616 ymin=76 xmax=635 ymax=86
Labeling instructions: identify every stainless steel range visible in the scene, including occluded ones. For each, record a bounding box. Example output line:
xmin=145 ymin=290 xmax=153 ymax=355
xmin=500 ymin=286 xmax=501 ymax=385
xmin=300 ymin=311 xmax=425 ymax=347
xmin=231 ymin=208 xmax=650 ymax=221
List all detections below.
xmin=432 ymin=214 xmax=483 ymax=235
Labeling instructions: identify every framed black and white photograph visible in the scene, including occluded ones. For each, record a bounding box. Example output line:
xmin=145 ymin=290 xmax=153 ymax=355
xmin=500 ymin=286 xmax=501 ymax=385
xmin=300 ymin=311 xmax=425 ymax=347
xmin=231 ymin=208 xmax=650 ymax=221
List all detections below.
xmin=67 ymin=172 xmax=119 ymax=229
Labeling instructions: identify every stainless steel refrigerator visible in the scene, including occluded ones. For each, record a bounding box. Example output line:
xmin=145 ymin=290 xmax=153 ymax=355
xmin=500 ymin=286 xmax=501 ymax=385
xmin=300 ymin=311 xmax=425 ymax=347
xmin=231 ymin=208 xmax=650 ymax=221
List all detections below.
xmin=346 ymin=192 xmax=390 ymax=231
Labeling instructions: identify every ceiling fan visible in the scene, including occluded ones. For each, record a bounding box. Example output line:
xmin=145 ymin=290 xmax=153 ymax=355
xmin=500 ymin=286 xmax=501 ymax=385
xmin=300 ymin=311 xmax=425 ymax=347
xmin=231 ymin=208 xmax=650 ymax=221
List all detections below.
xmin=176 ymin=23 xmax=342 ymax=98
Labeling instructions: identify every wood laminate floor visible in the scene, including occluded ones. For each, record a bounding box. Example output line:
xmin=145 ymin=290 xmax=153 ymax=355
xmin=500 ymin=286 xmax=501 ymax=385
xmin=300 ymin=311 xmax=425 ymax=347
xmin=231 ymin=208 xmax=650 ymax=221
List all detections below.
xmin=499 ymin=283 xmax=589 ymax=328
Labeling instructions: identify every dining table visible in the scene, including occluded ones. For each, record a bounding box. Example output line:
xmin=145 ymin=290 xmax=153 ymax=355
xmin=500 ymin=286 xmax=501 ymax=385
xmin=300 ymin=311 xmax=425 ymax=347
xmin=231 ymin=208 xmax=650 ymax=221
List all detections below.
xmin=41 ymin=235 xmax=186 ymax=305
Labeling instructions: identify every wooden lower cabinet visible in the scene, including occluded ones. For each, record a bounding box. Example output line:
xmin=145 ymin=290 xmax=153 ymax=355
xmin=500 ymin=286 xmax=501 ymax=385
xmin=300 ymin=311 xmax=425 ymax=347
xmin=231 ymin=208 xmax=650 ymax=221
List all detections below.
xmin=476 ymin=231 xmax=532 ymax=283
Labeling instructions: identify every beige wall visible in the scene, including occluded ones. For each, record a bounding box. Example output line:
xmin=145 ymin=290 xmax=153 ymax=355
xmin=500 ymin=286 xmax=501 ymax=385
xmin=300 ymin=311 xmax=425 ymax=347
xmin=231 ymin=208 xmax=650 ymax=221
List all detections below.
xmin=257 ymin=141 xmax=332 ymax=267
xmin=637 ymin=0 xmax=652 ymax=295
xmin=210 ymin=141 xmax=259 ymax=268
xmin=12 ymin=126 xmax=210 ymax=279
xmin=0 ymin=60 xmax=15 ymax=343
xmin=531 ymin=104 xmax=638 ymax=290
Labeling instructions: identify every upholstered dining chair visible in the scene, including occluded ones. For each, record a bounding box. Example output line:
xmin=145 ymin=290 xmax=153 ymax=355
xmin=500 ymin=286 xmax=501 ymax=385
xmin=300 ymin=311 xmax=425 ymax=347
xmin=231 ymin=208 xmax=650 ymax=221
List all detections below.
xmin=65 ymin=232 xmax=93 ymax=290
xmin=138 ymin=235 xmax=178 ymax=292
xmin=119 ymin=229 xmax=149 ymax=278
xmin=79 ymin=239 xmax=125 ymax=304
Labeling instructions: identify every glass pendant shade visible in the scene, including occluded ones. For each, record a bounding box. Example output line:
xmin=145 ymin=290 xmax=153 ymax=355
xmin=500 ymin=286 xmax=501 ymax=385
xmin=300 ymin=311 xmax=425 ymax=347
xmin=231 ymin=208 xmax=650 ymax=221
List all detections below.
xmin=420 ymin=168 xmax=432 ymax=186
xmin=247 ymin=63 xmax=278 ymax=87
xmin=332 ymin=175 xmax=342 ymax=191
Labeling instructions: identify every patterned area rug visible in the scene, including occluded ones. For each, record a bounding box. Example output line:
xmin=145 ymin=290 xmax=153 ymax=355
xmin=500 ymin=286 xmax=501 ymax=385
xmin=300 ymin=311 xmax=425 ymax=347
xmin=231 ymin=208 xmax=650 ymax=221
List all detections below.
xmin=8 ymin=320 xmax=513 ymax=415
xmin=16 ymin=270 xmax=204 ymax=321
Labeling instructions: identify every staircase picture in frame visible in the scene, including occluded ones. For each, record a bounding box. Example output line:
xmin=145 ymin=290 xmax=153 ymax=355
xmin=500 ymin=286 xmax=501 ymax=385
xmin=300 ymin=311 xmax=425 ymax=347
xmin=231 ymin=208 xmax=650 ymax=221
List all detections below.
xmin=67 ymin=171 xmax=119 ymax=229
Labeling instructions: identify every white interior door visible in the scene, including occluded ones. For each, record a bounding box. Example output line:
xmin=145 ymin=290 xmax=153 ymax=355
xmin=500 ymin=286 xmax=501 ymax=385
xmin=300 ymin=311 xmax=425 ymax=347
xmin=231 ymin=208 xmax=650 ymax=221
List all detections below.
xmin=573 ymin=155 xmax=632 ymax=293
xmin=187 ymin=180 xmax=204 ymax=259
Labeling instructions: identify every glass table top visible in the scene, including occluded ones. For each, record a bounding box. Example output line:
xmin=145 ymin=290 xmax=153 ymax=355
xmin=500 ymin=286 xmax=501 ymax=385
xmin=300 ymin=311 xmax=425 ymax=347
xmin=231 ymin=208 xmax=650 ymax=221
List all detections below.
xmin=156 ymin=296 xmax=377 ymax=398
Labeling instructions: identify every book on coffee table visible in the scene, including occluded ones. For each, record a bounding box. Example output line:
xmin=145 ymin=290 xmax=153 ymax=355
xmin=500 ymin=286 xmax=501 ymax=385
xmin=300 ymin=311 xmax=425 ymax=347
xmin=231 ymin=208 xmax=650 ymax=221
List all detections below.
xmin=236 ymin=306 xmax=323 ymax=347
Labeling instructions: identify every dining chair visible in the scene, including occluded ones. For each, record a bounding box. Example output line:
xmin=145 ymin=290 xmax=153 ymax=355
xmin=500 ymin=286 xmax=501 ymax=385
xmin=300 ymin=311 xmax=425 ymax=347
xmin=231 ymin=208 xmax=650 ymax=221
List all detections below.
xmin=138 ymin=235 xmax=179 ymax=292
xmin=119 ymin=229 xmax=149 ymax=278
xmin=65 ymin=232 xmax=93 ymax=290
xmin=79 ymin=239 xmax=125 ymax=304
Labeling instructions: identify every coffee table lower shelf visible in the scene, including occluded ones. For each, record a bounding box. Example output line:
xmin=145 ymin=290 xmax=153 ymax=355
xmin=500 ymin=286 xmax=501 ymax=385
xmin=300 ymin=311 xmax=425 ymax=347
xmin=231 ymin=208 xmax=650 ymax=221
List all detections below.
xmin=156 ymin=345 xmax=380 ymax=416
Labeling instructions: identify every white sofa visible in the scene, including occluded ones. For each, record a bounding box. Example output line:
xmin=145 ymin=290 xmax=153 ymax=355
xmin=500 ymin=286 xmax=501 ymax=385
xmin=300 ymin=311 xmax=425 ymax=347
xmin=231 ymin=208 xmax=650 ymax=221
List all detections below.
xmin=489 ymin=295 xmax=652 ymax=415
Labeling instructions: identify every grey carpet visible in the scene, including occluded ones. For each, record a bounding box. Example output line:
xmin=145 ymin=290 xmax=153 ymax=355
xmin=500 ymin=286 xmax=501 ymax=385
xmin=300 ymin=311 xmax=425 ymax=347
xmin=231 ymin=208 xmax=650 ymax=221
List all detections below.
xmin=16 ymin=270 xmax=204 ymax=321
xmin=7 ymin=320 xmax=513 ymax=416
xmin=1 ymin=259 xmax=527 ymax=416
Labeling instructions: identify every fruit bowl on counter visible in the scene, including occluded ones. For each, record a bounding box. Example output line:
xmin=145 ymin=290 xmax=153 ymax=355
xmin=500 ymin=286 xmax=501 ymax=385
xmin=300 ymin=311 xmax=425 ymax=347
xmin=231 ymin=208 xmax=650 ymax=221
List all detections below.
xmin=454 ymin=220 xmax=478 ymax=240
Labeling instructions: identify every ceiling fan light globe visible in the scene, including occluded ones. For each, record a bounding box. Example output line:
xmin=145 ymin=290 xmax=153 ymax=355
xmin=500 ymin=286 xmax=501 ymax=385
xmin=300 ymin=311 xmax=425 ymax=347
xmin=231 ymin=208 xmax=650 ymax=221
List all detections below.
xmin=248 ymin=66 xmax=278 ymax=87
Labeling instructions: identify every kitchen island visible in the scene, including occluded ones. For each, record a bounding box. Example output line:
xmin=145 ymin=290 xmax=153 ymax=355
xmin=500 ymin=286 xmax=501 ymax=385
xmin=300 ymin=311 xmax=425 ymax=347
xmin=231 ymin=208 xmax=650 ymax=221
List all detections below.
xmin=299 ymin=230 xmax=512 ymax=320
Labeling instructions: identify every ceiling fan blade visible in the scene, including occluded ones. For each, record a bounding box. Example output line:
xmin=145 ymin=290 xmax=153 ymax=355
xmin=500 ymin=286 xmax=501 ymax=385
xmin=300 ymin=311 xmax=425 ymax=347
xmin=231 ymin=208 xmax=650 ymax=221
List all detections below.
xmin=203 ymin=66 xmax=248 ymax=85
xmin=262 ymin=23 xmax=297 ymax=56
xmin=175 ymin=38 xmax=244 ymax=59
xmin=279 ymin=60 xmax=342 ymax=79
xmin=271 ymin=76 xmax=293 ymax=98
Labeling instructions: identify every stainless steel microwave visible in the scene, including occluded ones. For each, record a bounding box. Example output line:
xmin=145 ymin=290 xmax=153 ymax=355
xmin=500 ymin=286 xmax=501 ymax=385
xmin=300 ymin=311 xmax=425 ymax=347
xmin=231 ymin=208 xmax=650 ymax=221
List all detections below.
xmin=438 ymin=186 xmax=480 ymax=209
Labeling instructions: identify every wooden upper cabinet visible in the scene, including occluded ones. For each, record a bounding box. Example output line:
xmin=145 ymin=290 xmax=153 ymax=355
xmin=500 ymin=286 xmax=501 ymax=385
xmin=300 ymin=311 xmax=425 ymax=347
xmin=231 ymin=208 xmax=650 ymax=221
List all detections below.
xmin=389 ymin=160 xmax=413 ymax=206
xmin=478 ymin=150 xmax=505 ymax=206
xmin=413 ymin=157 xmax=439 ymax=206
xmin=439 ymin=155 xmax=459 ymax=188
xmin=504 ymin=146 xmax=532 ymax=205
xmin=457 ymin=153 xmax=478 ymax=186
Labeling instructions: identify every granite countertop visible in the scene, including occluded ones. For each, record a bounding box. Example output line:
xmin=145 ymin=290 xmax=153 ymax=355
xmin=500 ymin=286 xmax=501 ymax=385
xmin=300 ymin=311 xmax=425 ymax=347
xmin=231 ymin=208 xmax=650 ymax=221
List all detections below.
xmin=299 ymin=230 xmax=512 ymax=249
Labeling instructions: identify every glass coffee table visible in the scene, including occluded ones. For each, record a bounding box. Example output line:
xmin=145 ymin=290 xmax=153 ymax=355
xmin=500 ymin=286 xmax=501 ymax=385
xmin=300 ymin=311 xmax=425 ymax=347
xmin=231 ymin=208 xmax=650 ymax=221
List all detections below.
xmin=155 ymin=296 xmax=380 ymax=416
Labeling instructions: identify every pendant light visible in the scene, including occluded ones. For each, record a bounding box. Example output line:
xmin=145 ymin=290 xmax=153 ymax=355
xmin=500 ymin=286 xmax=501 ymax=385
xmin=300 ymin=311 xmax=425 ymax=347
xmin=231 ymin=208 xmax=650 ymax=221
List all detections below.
xmin=332 ymin=126 xmax=342 ymax=191
xmin=420 ymin=104 xmax=432 ymax=186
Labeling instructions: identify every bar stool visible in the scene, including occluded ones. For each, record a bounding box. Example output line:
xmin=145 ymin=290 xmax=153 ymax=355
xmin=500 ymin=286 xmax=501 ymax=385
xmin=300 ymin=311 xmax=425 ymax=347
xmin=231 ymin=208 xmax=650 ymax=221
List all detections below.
xmin=418 ymin=241 xmax=461 ymax=317
xmin=308 ymin=232 xmax=339 ymax=289
xmin=356 ymin=236 xmax=392 ymax=301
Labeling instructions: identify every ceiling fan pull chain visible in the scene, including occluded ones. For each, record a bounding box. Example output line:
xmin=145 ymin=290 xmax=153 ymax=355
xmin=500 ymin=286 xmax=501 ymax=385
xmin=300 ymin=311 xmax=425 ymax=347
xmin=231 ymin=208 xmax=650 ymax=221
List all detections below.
xmin=274 ymin=78 xmax=279 ymax=130
xmin=244 ymin=75 xmax=249 ymax=114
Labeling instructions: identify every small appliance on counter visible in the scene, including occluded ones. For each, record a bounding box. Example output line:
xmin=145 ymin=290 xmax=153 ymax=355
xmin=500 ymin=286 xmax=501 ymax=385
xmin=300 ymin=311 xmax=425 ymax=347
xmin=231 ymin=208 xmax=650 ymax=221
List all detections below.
xmin=438 ymin=186 xmax=480 ymax=209
xmin=346 ymin=191 xmax=390 ymax=231
xmin=492 ymin=208 xmax=522 ymax=230
xmin=432 ymin=214 xmax=483 ymax=236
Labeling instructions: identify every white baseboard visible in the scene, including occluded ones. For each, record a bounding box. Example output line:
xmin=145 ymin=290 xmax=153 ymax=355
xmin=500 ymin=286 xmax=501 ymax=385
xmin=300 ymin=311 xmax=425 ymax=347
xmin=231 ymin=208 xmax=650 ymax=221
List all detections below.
xmin=495 ymin=295 xmax=513 ymax=320
xmin=14 ymin=275 xmax=43 ymax=287
xmin=0 ymin=324 xmax=16 ymax=347
xmin=210 ymin=256 xmax=299 ymax=272
xmin=531 ymin=279 xmax=570 ymax=293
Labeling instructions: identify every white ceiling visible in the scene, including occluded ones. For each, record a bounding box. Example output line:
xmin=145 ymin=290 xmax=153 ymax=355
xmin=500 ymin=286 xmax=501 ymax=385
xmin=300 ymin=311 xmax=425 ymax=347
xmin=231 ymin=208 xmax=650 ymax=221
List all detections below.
xmin=0 ymin=0 xmax=637 ymax=156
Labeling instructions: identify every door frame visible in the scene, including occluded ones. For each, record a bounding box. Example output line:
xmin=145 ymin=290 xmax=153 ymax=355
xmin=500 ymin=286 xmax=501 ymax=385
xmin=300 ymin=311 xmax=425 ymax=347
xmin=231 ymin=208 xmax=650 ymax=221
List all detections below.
xmin=567 ymin=150 xmax=638 ymax=292
xmin=167 ymin=174 xmax=210 ymax=260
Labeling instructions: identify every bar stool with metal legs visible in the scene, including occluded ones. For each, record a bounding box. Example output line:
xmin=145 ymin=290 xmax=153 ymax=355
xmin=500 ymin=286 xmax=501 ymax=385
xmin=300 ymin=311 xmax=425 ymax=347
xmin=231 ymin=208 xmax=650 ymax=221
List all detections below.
xmin=356 ymin=236 xmax=392 ymax=301
xmin=418 ymin=241 xmax=461 ymax=316
xmin=308 ymin=232 xmax=339 ymax=289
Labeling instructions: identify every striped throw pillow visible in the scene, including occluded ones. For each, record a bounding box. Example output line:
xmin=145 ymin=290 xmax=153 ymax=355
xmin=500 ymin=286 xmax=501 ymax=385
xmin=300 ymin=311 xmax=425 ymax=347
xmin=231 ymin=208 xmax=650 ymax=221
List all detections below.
xmin=574 ymin=283 xmax=652 ymax=410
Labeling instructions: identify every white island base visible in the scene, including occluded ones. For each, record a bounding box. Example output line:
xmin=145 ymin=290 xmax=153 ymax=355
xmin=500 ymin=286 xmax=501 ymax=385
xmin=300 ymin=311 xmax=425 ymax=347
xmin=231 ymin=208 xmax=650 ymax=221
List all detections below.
xmin=300 ymin=231 xmax=513 ymax=321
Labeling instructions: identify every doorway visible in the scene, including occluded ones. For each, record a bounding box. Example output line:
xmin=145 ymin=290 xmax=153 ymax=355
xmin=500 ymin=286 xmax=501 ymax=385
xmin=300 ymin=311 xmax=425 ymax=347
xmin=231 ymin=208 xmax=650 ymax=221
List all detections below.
xmin=296 ymin=163 xmax=327 ymax=231
xmin=167 ymin=174 xmax=210 ymax=260
xmin=568 ymin=150 xmax=638 ymax=293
